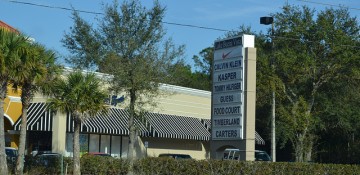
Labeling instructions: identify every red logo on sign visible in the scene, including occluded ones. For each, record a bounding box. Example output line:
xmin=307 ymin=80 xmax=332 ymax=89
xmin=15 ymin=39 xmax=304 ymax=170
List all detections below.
xmin=222 ymin=50 xmax=232 ymax=59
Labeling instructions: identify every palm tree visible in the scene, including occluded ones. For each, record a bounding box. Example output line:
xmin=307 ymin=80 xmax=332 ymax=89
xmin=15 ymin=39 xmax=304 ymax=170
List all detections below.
xmin=12 ymin=43 xmax=60 ymax=175
xmin=47 ymin=71 xmax=108 ymax=175
xmin=0 ymin=29 xmax=28 ymax=175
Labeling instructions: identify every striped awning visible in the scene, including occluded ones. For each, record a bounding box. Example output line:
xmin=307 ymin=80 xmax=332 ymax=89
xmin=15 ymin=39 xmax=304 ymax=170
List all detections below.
xmin=66 ymin=107 xmax=149 ymax=136
xmin=145 ymin=113 xmax=211 ymax=141
xmin=255 ymin=131 xmax=265 ymax=145
xmin=12 ymin=103 xmax=264 ymax=144
xmin=201 ymin=118 xmax=211 ymax=130
xmin=201 ymin=119 xmax=265 ymax=145
xmin=14 ymin=103 xmax=53 ymax=131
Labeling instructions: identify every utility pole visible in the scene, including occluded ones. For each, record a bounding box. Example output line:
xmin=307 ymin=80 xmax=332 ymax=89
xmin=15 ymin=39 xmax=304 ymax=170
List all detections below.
xmin=260 ymin=16 xmax=276 ymax=162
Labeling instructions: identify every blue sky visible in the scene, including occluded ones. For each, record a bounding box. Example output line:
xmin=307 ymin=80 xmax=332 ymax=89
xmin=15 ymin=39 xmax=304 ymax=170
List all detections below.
xmin=1 ymin=0 xmax=359 ymax=68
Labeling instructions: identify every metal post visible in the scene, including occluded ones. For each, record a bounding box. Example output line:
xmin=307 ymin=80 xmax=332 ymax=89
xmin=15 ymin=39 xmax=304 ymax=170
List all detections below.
xmin=260 ymin=16 xmax=276 ymax=162
xmin=270 ymin=22 xmax=276 ymax=162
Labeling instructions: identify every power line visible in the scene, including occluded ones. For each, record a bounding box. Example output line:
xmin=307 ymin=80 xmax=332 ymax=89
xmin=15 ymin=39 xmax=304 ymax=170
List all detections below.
xmin=294 ymin=0 xmax=360 ymax=11
xmin=6 ymin=0 xmax=358 ymax=32
xmin=4 ymin=0 xmax=359 ymax=49
xmin=162 ymin=21 xmax=229 ymax=32
xmin=6 ymin=0 xmax=231 ymax=32
xmin=8 ymin=0 xmax=103 ymax=15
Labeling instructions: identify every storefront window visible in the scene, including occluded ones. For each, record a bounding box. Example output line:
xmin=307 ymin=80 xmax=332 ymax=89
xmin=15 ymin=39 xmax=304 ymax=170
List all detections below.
xmin=80 ymin=134 xmax=89 ymax=155
xmin=100 ymin=135 xmax=110 ymax=154
xmin=111 ymin=136 xmax=121 ymax=158
xmin=89 ymin=134 xmax=99 ymax=152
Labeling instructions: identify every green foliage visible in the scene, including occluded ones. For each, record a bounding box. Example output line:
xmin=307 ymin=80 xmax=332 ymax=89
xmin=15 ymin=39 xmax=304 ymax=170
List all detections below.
xmin=62 ymin=1 xmax=185 ymax=166
xmin=315 ymin=76 xmax=360 ymax=163
xmin=191 ymin=47 xmax=213 ymax=91
xmin=192 ymin=47 xmax=213 ymax=76
xmin=22 ymin=155 xmax=63 ymax=175
xmin=269 ymin=5 xmax=360 ymax=162
xmin=0 ymin=28 xmax=29 ymax=175
xmin=0 ymin=29 xmax=28 ymax=79
xmin=62 ymin=11 xmax=101 ymax=69
xmin=187 ymin=4 xmax=360 ymax=163
xmin=47 ymin=71 xmax=108 ymax=175
xmin=11 ymin=43 xmax=60 ymax=101
xmin=18 ymin=156 xmax=360 ymax=175
xmin=7 ymin=40 xmax=61 ymax=174
xmin=47 ymin=71 xmax=108 ymax=118
xmin=80 ymin=156 xmax=128 ymax=175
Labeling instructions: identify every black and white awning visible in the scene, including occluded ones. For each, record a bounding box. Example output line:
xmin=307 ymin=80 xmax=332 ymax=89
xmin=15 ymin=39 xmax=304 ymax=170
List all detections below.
xmin=14 ymin=103 xmax=53 ymax=131
xmin=255 ymin=131 xmax=265 ymax=145
xmin=201 ymin=119 xmax=265 ymax=145
xmin=66 ymin=108 xmax=149 ymax=136
xmin=12 ymin=103 xmax=264 ymax=144
xmin=145 ymin=113 xmax=211 ymax=141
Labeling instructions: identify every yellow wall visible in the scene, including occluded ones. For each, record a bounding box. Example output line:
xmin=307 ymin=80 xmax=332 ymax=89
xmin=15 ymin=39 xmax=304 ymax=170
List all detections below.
xmin=4 ymin=86 xmax=22 ymax=125
xmin=4 ymin=86 xmax=22 ymax=148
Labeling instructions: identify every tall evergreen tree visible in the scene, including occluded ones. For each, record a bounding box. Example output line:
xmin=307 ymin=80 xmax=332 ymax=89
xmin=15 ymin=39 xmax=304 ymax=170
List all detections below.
xmin=192 ymin=47 xmax=213 ymax=91
xmin=272 ymin=5 xmax=360 ymax=162
xmin=62 ymin=0 xmax=184 ymax=173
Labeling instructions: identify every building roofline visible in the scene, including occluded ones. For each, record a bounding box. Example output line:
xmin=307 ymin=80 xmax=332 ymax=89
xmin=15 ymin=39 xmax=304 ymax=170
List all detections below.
xmin=63 ymin=67 xmax=211 ymax=97
xmin=0 ymin=20 xmax=19 ymax=34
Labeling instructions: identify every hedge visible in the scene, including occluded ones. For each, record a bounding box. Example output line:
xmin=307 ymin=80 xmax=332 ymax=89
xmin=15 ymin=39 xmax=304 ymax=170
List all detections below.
xmin=16 ymin=157 xmax=360 ymax=175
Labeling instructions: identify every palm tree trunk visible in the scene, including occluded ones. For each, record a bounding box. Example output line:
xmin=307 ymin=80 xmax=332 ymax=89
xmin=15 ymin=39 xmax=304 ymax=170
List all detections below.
xmin=73 ymin=116 xmax=81 ymax=175
xmin=16 ymin=82 xmax=34 ymax=175
xmin=15 ymin=103 xmax=28 ymax=175
xmin=0 ymin=81 xmax=9 ymax=175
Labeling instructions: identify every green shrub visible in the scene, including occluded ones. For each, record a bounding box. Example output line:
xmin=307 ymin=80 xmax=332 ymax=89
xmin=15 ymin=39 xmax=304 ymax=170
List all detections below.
xmin=80 ymin=155 xmax=128 ymax=175
xmin=133 ymin=158 xmax=360 ymax=175
xmin=14 ymin=156 xmax=360 ymax=175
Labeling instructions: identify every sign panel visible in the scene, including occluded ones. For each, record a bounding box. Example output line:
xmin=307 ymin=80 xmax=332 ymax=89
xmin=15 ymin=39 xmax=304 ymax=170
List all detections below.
xmin=213 ymin=46 xmax=243 ymax=61
xmin=212 ymin=127 xmax=242 ymax=140
xmin=211 ymin=35 xmax=254 ymax=140
xmin=213 ymin=81 xmax=242 ymax=93
xmin=213 ymin=59 xmax=242 ymax=72
xmin=213 ymin=69 xmax=242 ymax=83
xmin=213 ymin=93 xmax=241 ymax=105
xmin=213 ymin=103 xmax=242 ymax=116
xmin=212 ymin=116 xmax=242 ymax=127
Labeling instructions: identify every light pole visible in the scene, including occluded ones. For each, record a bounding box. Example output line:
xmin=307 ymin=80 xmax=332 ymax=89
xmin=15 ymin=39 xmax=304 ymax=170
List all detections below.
xmin=260 ymin=16 xmax=276 ymax=162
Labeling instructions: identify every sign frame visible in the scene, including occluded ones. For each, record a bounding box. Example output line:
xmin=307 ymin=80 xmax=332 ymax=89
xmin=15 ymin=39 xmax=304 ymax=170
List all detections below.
xmin=211 ymin=35 xmax=253 ymax=141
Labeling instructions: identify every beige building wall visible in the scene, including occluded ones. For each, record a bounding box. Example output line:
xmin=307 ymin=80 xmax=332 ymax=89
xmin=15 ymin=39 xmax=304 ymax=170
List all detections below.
xmin=116 ymin=84 xmax=211 ymax=119
xmin=8 ymin=68 xmax=213 ymax=159
xmin=137 ymin=137 xmax=209 ymax=160
xmin=154 ymin=85 xmax=211 ymax=119
xmin=132 ymin=85 xmax=212 ymax=159
xmin=52 ymin=112 xmax=67 ymax=154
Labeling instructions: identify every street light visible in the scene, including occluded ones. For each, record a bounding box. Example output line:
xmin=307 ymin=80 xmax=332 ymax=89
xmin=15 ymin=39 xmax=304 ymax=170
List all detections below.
xmin=260 ymin=16 xmax=276 ymax=162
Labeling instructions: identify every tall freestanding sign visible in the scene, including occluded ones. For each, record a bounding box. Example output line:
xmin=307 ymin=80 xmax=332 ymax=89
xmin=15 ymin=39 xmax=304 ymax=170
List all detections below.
xmin=211 ymin=34 xmax=256 ymax=160
xmin=212 ymin=36 xmax=244 ymax=140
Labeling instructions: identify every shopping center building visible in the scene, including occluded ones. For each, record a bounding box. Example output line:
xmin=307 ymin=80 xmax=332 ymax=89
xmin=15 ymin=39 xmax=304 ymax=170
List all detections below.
xmin=1 ymin=20 xmax=264 ymax=160
xmin=4 ymin=68 xmax=265 ymax=160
